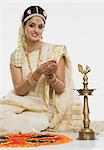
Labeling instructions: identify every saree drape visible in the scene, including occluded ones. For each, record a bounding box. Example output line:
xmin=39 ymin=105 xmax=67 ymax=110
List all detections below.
xmin=0 ymin=42 xmax=82 ymax=134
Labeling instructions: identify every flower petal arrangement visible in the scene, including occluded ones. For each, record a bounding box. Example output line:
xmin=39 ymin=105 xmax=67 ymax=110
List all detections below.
xmin=0 ymin=132 xmax=73 ymax=147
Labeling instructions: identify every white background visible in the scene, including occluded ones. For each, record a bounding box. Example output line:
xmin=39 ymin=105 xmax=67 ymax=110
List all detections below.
xmin=0 ymin=0 xmax=104 ymax=121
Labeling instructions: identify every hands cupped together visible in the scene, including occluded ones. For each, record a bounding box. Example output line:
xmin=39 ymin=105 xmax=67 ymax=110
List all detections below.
xmin=37 ymin=60 xmax=58 ymax=76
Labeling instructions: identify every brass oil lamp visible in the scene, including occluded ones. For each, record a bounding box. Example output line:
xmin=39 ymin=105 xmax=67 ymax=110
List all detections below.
xmin=76 ymin=64 xmax=96 ymax=140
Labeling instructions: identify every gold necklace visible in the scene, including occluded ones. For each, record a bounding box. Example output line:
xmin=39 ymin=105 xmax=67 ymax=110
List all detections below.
xmin=26 ymin=41 xmax=42 ymax=53
xmin=23 ymin=42 xmax=42 ymax=73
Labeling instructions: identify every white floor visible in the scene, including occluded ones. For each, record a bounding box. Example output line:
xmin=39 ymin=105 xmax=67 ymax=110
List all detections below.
xmin=36 ymin=132 xmax=104 ymax=150
xmin=0 ymin=132 xmax=104 ymax=150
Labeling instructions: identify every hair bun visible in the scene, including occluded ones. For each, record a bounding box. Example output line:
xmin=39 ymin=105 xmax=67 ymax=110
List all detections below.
xmin=22 ymin=6 xmax=47 ymax=24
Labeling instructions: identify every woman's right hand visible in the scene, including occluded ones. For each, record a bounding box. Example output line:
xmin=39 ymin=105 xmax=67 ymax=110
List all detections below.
xmin=35 ymin=60 xmax=57 ymax=76
xmin=36 ymin=62 xmax=48 ymax=75
xmin=32 ymin=60 xmax=57 ymax=81
xmin=32 ymin=62 xmax=49 ymax=80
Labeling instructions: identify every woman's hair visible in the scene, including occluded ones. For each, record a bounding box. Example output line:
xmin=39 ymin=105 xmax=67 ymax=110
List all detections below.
xmin=22 ymin=6 xmax=47 ymax=24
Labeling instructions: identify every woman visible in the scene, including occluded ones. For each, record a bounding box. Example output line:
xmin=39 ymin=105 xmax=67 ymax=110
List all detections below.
xmin=0 ymin=6 xmax=82 ymax=134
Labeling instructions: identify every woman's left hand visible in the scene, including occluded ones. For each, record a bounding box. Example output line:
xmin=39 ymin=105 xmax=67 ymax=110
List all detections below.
xmin=44 ymin=60 xmax=58 ymax=76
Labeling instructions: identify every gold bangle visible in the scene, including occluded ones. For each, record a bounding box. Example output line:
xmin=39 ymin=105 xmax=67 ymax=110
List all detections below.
xmin=27 ymin=73 xmax=38 ymax=86
xmin=46 ymin=74 xmax=54 ymax=79
xmin=51 ymin=79 xmax=57 ymax=86
xmin=47 ymin=74 xmax=55 ymax=82
xmin=47 ymin=74 xmax=57 ymax=85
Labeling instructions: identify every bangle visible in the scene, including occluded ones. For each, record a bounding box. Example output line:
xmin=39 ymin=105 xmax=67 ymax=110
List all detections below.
xmin=51 ymin=79 xmax=57 ymax=86
xmin=32 ymin=70 xmax=40 ymax=81
xmin=27 ymin=73 xmax=38 ymax=86
xmin=46 ymin=74 xmax=57 ymax=85
xmin=46 ymin=74 xmax=54 ymax=79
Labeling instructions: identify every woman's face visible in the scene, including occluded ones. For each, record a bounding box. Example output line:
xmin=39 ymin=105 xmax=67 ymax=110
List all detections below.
xmin=24 ymin=16 xmax=45 ymax=42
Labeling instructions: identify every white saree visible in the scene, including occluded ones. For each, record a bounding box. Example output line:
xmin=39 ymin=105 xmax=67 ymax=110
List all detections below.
xmin=0 ymin=42 xmax=82 ymax=134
